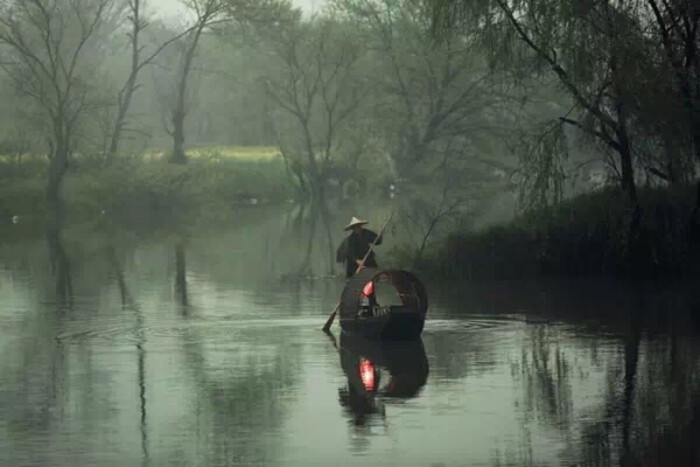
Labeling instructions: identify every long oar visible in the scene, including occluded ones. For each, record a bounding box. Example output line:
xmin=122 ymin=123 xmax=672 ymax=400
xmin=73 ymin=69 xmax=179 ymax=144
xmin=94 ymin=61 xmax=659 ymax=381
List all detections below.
xmin=322 ymin=214 xmax=392 ymax=332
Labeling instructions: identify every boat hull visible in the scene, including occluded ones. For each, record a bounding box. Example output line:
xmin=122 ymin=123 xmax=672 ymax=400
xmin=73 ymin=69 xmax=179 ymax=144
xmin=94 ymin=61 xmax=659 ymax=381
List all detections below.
xmin=340 ymin=306 xmax=425 ymax=340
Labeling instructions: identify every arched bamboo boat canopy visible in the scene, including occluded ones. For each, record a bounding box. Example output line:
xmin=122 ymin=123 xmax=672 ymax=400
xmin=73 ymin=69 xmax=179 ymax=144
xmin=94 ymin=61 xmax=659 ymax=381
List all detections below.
xmin=338 ymin=268 xmax=428 ymax=340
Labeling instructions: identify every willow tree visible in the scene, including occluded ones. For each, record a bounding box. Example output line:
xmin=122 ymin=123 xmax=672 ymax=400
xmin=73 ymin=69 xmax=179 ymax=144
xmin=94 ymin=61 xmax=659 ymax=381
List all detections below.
xmin=427 ymin=1 xmax=657 ymax=208
xmin=646 ymin=1 xmax=700 ymax=160
xmin=644 ymin=0 xmax=700 ymax=215
xmin=0 ymin=0 xmax=114 ymax=219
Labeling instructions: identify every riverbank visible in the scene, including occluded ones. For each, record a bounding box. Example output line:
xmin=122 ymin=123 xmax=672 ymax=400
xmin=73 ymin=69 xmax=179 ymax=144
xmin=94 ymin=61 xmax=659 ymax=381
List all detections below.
xmin=424 ymin=185 xmax=700 ymax=279
xmin=0 ymin=147 xmax=294 ymax=223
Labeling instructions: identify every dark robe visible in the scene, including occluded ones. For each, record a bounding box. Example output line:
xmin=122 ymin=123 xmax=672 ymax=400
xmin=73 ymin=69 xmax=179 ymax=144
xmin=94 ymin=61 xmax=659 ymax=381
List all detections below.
xmin=336 ymin=228 xmax=383 ymax=278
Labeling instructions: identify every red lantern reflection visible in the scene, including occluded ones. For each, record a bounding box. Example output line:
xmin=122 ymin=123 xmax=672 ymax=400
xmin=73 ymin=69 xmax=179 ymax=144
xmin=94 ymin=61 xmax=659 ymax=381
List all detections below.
xmin=359 ymin=358 xmax=376 ymax=391
xmin=362 ymin=281 xmax=374 ymax=297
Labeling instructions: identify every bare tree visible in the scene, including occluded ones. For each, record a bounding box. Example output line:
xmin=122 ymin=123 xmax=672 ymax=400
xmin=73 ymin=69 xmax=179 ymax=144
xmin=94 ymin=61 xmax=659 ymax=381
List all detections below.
xmin=107 ymin=0 xmax=195 ymax=159
xmin=265 ymin=13 xmax=367 ymax=200
xmin=334 ymin=0 xmax=498 ymax=183
xmin=401 ymin=174 xmax=465 ymax=270
xmin=167 ymin=0 xmax=227 ymax=164
xmin=0 ymin=0 xmax=113 ymax=219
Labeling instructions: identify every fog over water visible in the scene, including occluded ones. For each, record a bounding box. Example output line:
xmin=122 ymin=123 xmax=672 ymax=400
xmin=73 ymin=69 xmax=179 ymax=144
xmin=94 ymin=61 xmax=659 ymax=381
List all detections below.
xmin=1 ymin=0 xmax=699 ymax=464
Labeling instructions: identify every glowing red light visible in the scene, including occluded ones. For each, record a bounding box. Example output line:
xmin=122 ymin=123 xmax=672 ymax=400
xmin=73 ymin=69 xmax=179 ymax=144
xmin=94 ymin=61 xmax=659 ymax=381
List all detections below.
xmin=362 ymin=281 xmax=374 ymax=297
xmin=359 ymin=358 xmax=375 ymax=391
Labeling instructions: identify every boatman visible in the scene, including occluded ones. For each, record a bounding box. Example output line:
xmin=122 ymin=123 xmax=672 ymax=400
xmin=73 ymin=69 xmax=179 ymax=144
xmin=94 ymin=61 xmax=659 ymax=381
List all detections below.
xmin=336 ymin=216 xmax=383 ymax=278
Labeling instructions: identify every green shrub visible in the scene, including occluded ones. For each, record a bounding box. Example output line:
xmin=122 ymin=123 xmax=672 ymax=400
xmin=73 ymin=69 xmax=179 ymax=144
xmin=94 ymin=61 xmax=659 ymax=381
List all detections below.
xmin=425 ymin=185 xmax=700 ymax=279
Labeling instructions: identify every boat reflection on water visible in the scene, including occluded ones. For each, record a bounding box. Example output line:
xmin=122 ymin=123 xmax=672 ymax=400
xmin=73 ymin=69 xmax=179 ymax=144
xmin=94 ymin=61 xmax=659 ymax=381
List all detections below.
xmin=337 ymin=334 xmax=429 ymax=426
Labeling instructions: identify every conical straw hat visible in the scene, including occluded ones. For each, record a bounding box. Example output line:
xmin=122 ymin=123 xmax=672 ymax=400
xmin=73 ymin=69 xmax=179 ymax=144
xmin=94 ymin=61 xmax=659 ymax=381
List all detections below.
xmin=344 ymin=216 xmax=368 ymax=230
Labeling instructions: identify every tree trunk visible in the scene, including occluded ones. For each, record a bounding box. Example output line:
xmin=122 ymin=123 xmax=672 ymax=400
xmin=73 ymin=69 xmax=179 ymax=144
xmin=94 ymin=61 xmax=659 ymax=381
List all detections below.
xmin=169 ymin=22 xmax=206 ymax=165
xmin=319 ymin=203 xmax=335 ymax=276
xmin=615 ymin=112 xmax=647 ymax=273
xmin=609 ymin=55 xmax=637 ymax=204
xmin=46 ymin=132 xmax=69 ymax=223
xmin=46 ymin=167 xmax=63 ymax=219
xmin=108 ymin=1 xmax=141 ymax=160
xmin=618 ymin=133 xmax=637 ymax=206
xmin=174 ymin=243 xmax=188 ymax=307
xmin=171 ymin=106 xmax=187 ymax=164
xmin=620 ymin=299 xmax=642 ymax=466
xmin=690 ymin=181 xmax=700 ymax=245
xmin=301 ymin=120 xmax=324 ymax=201
xmin=299 ymin=201 xmax=319 ymax=276
xmin=108 ymin=76 xmax=137 ymax=159
xmin=692 ymin=132 xmax=700 ymax=214
xmin=46 ymin=222 xmax=73 ymax=310
xmin=311 ymin=177 xmax=326 ymax=202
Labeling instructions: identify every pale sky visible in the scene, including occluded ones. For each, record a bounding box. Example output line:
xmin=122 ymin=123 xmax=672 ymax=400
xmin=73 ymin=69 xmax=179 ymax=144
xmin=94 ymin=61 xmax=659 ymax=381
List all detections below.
xmin=148 ymin=0 xmax=326 ymax=20
xmin=293 ymin=0 xmax=325 ymax=11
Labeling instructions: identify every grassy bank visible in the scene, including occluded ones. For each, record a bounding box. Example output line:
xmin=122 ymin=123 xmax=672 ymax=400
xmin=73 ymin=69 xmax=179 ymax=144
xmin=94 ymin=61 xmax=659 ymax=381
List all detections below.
xmin=423 ymin=186 xmax=700 ymax=279
xmin=0 ymin=147 xmax=294 ymax=223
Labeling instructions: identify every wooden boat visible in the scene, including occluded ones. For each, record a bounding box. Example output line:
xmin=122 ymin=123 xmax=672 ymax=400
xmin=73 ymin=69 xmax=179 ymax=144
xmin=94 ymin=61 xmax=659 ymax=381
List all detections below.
xmin=338 ymin=268 xmax=428 ymax=340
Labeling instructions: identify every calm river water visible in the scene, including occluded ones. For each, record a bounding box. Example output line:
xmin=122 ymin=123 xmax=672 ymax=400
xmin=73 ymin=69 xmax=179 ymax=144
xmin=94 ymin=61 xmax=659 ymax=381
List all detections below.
xmin=1 ymin=205 xmax=699 ymax=466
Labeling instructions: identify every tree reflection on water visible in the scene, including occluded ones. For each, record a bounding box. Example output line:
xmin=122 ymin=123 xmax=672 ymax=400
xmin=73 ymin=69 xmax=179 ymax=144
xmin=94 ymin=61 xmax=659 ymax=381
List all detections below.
xmin=0 ymin=210 xmax=698 ymax=466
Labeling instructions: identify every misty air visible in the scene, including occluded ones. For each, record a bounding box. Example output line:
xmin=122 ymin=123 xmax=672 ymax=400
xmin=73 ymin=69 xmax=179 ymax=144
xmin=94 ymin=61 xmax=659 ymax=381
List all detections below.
xmin=1 ymin=0 xmax=699 ymax=465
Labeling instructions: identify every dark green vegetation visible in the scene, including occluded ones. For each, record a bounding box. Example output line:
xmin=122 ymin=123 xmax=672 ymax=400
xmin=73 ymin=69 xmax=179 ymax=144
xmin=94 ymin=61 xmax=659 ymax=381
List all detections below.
xmin=420 ymin=186 xmax=700 ymax=279
xmin=0 ymin=0 xmax=698 ymax=277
